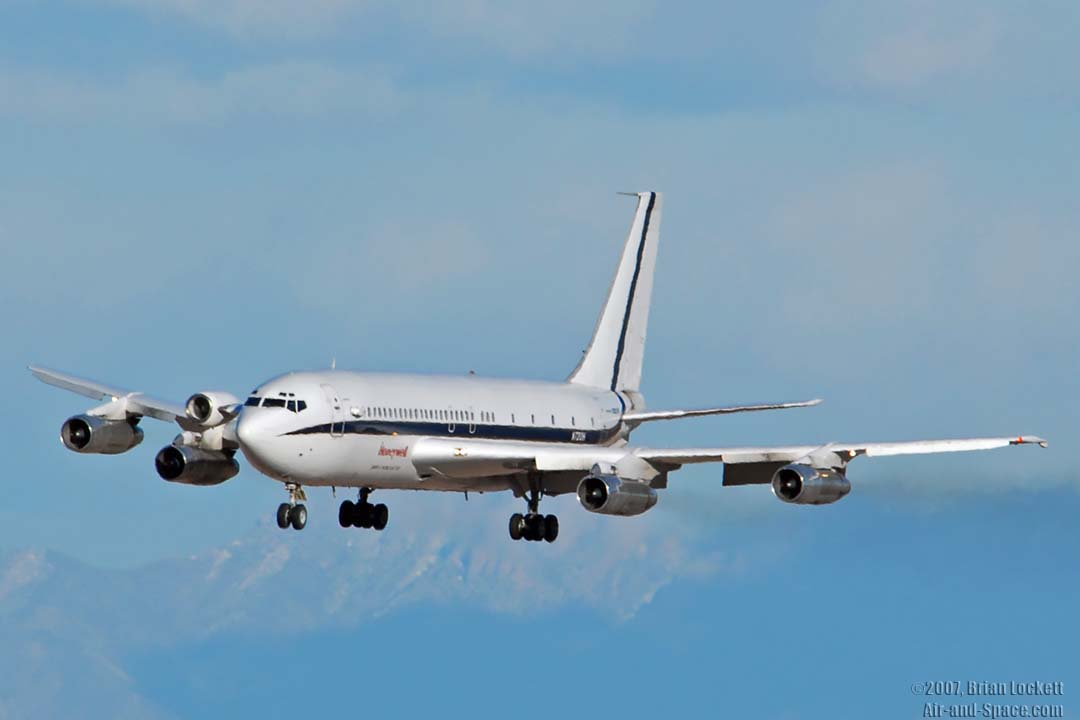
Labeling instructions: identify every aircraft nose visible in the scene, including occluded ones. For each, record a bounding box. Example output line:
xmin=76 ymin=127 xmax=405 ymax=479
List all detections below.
xmin=237 ymin=410 xmax=277 ymax=469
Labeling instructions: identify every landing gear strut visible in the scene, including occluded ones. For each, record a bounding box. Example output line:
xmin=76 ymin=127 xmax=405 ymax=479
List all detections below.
xmin=509 ymin=478 xmax=558 ymax=543
xmin=339 ymin=488 xmax=389 ymax=531
xmin=276 ymin=483 xmax=307 ymax=531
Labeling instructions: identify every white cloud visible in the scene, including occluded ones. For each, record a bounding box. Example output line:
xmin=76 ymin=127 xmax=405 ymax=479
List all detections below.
xmin=0 ymin=491 xmax=755 ymax=640
xmin=0 ymin=61 xmax=407 ymax=125
xmin=399 ymin=0 xmax=658 ymax=60
xmin=762 ymin=160 xmax=950 ymax=326
xmin=859 ymin=13 xmax=999 ymax=90
xmin=108 ymin=0 xmax=371 ymax=38
xmin=104 ymin=0 xmax=658 ymax=58
xmin=815 ymin=1 xmax=1003 ymax=93
xmin=289 ymin=219 xmax=489 ymax=311
xmin=759 ymin=157 xmax=1080 ymax=332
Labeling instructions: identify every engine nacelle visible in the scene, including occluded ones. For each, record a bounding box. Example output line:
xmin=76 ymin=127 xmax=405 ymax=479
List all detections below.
xmin=185 ymin=391 xmax=241 ymax=427
xmin=577 ymin=473 xmax=658 ymax=516
xmin=61 ymin=415 xmax=144 ymax=455
xmin=771 ymin=463 xmax=851 ymax=505
xmin=155 ymin=445 xmax=240 ymax=486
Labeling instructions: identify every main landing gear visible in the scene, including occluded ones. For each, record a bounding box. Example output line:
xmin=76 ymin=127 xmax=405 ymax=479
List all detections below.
xmin=508 ymin=481 xmax=558 ymax=543
xmin=338 ymin=488 xmax=389 ymax=531
xmin=276 ymin=483 xmax=307 ymax=531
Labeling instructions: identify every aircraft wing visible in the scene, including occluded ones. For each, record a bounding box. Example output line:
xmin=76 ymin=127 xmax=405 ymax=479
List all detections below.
xmin=636 ymin=436 xmax=1048 ymax=466
xmin=29 ymin=365 xmax=188 ymax=423
xmin=411 ymin=435 xmax=1047 ymax=482
xmin=622 ymin=398 xmax=821 ymax=424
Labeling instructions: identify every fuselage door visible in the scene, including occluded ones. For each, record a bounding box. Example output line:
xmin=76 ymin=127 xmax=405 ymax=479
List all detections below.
xmin=321 ymin=384 xmax=345 ymax=438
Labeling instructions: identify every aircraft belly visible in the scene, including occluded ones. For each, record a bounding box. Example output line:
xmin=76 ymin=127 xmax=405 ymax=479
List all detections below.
xmin=272 ymin=434 xmax=421 ymax=488
xmin=271 ymin=434 xmax=515 ymax=493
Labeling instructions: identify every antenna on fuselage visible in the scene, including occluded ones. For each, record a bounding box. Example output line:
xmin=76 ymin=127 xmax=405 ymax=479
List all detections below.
xmin=331 ymin=357 xmax=336 ymax=370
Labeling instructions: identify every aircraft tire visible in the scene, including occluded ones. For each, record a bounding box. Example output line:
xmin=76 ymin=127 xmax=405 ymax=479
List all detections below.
xmin=290 ymin=504 xmax=307 ymax=530
xmin=339 ymin=500 xmax=354 ymax=528
xmin=276 ymin=503 xmax=291 ymax=529
xmin=509 ymin=513 xmax=525 ymax=541
xmin=526 ymin=514 xmax=543 ymax=541
xmin=372 ymin=504 xmax=389 ymax=531
xmin=543 ymin=515 xmax=559 ymax=543
xmin=355 ymin=503 xmax=373 ymax=529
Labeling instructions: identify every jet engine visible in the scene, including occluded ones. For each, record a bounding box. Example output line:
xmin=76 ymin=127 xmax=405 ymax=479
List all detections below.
xmin=155 ymin=445 xmax=240 ymax=486
xmin=770 ymin=463 xmax=851 ymax=505
xmin=61 ymin=415 xmax=144 ymax=455
xmin=577 ymin=473 xmax=658 ymax=516
xmin=185 ymin=391 xmax=241 ymax=427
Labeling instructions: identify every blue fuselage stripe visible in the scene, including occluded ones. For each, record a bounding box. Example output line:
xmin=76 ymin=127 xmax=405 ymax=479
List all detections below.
xmin=285 ymin=420 xmax=621 ymax=445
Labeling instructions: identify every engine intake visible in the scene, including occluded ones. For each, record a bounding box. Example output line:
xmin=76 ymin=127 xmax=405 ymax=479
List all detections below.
xmin=155 ymin=445 xmax=240 ymax=486
xmin=61 ymin=415 xmax=144 ymax=455
xmin=185 ymin=391 xmax=240 ymax=427
xmin=771 ymin=463 xmax=850 ymax=505
xmin=577 ymin=473 xmax=658 ymax=516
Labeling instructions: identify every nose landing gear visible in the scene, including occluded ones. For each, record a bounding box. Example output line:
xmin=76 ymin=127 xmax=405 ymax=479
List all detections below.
xmin=338 ymin=488 xmax=388 ymax=531
xmin=276 ymin=483 xmax=307 ymax=530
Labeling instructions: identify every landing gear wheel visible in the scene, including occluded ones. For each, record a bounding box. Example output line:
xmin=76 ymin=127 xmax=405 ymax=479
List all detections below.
xmin=276 ymin=503 xmax=291 ymax=529
xmin=526 ymin=514 xmax=545 ymax=541
xmin=509 ymin=513 xmax=525 ymax=541
xmin=372 ymin=504 xmax=389 ymax=531
xmin=543 ymin=514 xmax=559 ymax=543
xmin=289 ymin=504 xmax=307 ymax=530
xmin=354 ymin=503 xmax=374 ymax=529
xmin=339 ymin=500 xmax=355 ymax=528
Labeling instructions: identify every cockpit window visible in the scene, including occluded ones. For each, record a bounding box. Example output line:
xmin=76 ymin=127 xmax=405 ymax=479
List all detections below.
xmin=250 ymin=396 xmax=308 ymax=412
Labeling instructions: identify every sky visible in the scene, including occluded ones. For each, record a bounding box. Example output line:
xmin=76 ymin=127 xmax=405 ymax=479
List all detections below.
xmin=0 ymin=1 xmax=1078 ymax=718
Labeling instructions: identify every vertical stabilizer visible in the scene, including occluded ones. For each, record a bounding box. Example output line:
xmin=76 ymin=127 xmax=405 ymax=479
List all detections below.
xmin=568 ymin=191 xmax=662 ymax=393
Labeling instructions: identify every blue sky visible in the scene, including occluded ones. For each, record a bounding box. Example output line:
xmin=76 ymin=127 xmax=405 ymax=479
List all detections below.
xmin=1 ymin=1 xmax=1077 ymax=717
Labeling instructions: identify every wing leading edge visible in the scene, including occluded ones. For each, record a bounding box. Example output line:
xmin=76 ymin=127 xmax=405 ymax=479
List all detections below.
xmin=635 ymin=436 xmax=1048 ymax=467
xmin=28 ymin=366 xmax=187 ymax=423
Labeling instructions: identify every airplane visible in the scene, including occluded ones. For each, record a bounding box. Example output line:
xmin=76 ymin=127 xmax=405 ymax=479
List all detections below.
xmin=29 ymin=191 xmax=1047 ymax=544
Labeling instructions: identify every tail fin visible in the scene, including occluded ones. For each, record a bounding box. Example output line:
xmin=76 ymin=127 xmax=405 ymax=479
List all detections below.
xmin=568 ymin=191 xmax=662 ymax=393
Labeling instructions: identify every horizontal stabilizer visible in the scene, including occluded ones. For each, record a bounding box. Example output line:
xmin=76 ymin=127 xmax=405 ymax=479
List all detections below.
xmin=623 ymin=398 xmax=821 ymax=425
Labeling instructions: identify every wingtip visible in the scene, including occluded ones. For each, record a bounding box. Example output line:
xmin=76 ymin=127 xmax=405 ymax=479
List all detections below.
xmin=1013 ymin=435 xmax=1048 ymax=448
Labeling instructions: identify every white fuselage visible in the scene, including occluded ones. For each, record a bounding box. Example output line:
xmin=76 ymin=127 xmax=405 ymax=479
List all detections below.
xmin=236 ymin=371 xmax=630 ymax=491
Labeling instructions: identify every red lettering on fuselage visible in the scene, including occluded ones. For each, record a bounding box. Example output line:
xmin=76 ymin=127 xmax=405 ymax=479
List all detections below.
xmin=378 ymin=444 xmax=408 ymax=458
